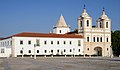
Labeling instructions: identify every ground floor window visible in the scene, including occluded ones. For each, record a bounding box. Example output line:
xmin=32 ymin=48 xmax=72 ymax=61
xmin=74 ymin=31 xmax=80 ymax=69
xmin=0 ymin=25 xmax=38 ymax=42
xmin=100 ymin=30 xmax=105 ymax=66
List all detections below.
xmin=28 ymin=50 xmax=31 ymax=53
xmin=44 ymin=50 xmax=47 ymax=53
xmin=64 ymin=49 xmax=66 ymax=52
xmin=70 ymin=49 xmax=72 ymax=52
xmin=37 ymin=50 xmax=39 ymax=53
xmin=1 ymin=48 xmax=5 ymax=53
xmin=78 ymin=49 xmax=80 ymax=52
xmin=20 ymin=50 xmax=23 ymax=54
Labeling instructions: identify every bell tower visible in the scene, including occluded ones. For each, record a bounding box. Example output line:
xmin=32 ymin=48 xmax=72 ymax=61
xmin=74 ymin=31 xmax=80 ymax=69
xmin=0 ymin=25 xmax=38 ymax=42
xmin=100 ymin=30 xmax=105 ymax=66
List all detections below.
xmin=97 ymin=8 xmax=111 ymax=31
xmin=78 ymin=5 xmax=92 ymax=34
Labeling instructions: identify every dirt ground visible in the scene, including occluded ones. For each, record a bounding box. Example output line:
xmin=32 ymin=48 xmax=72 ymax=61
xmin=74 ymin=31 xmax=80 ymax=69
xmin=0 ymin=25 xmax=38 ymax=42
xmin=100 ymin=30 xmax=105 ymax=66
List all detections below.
xmin=0 ymin=57 xmax=120 ymax=70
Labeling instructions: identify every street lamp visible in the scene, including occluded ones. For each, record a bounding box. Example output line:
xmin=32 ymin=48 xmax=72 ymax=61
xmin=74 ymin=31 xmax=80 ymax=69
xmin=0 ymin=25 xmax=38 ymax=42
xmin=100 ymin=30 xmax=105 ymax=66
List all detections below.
xmin=22 ymin=48 xmax=24 ymax=58
xmin=34 ymin=44 xmax=36 ymax=59
xmin=73 ymin=48 xmax=75 ymax=57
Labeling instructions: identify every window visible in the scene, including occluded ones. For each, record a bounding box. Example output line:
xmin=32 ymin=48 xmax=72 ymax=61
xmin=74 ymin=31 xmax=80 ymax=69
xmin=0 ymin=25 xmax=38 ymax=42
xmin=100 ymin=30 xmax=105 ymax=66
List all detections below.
xmin=20 ymin=50 xmax=23 ymax=54
xmin=107 ymin=48 xmax=108 ymax=51
xmin=44 ymin=50 xmax=47 ymax=53
xmin=51 ymin=41 xmax=53 ymax=45
xmin=1 ymin=48 xmax=5 ymax=53
xmin=106 ymin=22 xmax=108 ymax=28
xmin=64 ymin=49 xmax=66 ymax=52
xmin=10 ymin=41 xmax=12 ymax=45
xmin=60 ymin=30 xmax=61 ymax=33
xmin=100 ymin=22 xmax=102 ymax=28
xmin=57 ymin=50 xmax=59 ymax=53
xmin=80 ymin=21 xmax=82 ymax=27
xmin=93 ymin=37 xmax=95 ymax=42
xmin=78 ymin=49 xmax=80 ymax=52
xmin=36 ymin=39 xmax=40 ymax=46
xmin=97 ymin=37 xmax=99 ymax=42
xmin=57 ymin=41 xmax=59 ymax=45
xmin=87 ymin=20 xmax=89 ymax=27
xmin=28 ymin=41 xmax=31 ymax=45
xmin=87 ymin=37 xmax=89 ymax=42
xmin=70 ymin=49 xmax=72 ymax=52
xmin=70 ymin=41 xmax=72 ymax=45
xmin=51 ymin=50 xmax=53 ymax=53
xmin=63 ymin=41 xmax=66 ymax=45
xmin=87 ymin=48 xmax=89 ymax=51
xmin=78 ymin=40 xmax=81 ymax=46
xmin=20 ymin=40 xmax=23 ymax=45
xmin=37 ymin=50 xmax=39 ymax=53
xmin=44 ymin=41 xmax=47 ymax=45
xmin=100 ymin=37 xmax=102 ymax=42
xmin=106 ymin=38 xmax=108 ymax=42
xmin=28 ymin=50 xmax=31 ymax=53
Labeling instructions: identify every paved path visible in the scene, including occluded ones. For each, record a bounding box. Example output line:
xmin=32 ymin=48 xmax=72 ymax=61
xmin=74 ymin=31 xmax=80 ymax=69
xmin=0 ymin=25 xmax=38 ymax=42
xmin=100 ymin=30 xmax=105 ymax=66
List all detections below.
xmin=0 ymin=57 xmax=120 ymax=70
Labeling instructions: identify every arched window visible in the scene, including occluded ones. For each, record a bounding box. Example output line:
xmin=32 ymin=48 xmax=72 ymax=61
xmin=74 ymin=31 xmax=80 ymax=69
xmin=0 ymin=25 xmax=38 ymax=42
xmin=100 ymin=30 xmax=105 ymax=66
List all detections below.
xmin=87 ymin=20 xmax=89 ymax=27
xmin=97 ymin=37 xmax=99 ymax=42
xmin=93 ymin=37 xmax=95 ymax=42
xmin=106 ymin=22 xmax=108 ymax=28
xmin=106 ymin=38 xmax=109 ymax=42
xmin=100 ymin=37 xmax=102 ymax=42
xmin=87 ymin=37 xmax=89 ymax=42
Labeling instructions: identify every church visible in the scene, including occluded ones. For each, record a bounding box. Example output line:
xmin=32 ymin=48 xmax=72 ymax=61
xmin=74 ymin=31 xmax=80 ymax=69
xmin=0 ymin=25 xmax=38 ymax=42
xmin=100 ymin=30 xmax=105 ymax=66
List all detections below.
xmin=0 ymin=6 xmax=112 ymax=57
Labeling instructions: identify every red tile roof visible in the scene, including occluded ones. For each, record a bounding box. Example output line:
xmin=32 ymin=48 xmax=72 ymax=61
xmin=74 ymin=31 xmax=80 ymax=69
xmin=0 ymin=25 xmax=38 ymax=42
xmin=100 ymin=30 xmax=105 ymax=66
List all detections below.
xmin=12 ymin=32 xmax=83 ymax=38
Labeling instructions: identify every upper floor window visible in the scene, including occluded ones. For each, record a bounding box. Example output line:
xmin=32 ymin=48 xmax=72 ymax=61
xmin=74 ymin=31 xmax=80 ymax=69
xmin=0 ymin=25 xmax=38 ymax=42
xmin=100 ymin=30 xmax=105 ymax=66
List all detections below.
xmin=106 ymin=38 xmax=109 ymax=42
xmin=63 ymin=41 xmax=66 ymax=45
xmin=97 ymin=37 xmax=99 ymax=42
xmin=100 ymin=37 xmax=102 ymax=42
xmin=80 ymin=21 xmax=82 ymax=27
xmin=59 ymin=30 xmax=61 ymax=33
xmin=87 ymin=20 xmax=89 ymax=27
xmin=51 ymin=41 xmax=53 ymax=45
xmin=93 ymin=37 xmax=95 ymax=42
xmin=20 ymin=40 xmax=23 ymax=45
xmin=70 ymin=41 xmax=72 ymax=45
xmin=106 ymin=22 xmax=108 ymax=28
xmin=57 ymin=41 xmax=59 ymax=45
xmin=44 ymin=41 xmax=47 ymax=45
xmin=28 ymin=40 xmax=31 ymax=45
xmin=78 ymin=40 xmax=81 ymax=46
xmin=87 ymin=37 xmax=89 ymax=42
xmin=36 ymin=39 xmax=40 ymax=46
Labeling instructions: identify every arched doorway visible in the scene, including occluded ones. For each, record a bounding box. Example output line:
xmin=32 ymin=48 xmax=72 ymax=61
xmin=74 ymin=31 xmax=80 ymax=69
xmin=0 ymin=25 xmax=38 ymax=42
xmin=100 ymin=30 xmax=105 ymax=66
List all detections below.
xmin=94 ymin=47 xmax=102 ymax=56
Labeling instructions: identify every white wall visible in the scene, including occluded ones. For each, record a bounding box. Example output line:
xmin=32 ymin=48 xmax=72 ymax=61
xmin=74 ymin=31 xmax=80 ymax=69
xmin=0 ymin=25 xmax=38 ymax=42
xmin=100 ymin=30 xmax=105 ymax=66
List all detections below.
xmin=54 ymin=27 xmax=70 ymax=34
xmin=13 ymin=37 xmax=83 ymax=57
xmin=0 ymin=38 xmax=12 ymax=57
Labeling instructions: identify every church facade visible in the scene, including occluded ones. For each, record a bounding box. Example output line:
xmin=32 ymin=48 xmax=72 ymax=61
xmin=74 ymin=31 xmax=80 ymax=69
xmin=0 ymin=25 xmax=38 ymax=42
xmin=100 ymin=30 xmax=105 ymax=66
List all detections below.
xmin=77 ymin=7 xmax=112 ymax=57
xmin=0 ymin=6 xmax=112 ymax=57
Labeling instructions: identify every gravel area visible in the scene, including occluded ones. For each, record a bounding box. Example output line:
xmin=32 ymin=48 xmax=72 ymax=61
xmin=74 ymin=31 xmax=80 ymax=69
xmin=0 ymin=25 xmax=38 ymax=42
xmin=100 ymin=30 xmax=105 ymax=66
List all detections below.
xmin=0 ymin=57 xmax=120 ymax=70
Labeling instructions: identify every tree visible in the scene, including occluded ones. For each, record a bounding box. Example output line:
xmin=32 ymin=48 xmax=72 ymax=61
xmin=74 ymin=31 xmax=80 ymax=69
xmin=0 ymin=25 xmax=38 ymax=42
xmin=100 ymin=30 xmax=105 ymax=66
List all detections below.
xmin=111 ymin=30 xmax=120 ymax=57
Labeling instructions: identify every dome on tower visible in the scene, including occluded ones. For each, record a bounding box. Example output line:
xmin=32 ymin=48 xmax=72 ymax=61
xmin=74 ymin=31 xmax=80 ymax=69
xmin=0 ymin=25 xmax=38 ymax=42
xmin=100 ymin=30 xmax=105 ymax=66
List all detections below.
xmin=80 ymin=5 xmax=91 ymax=18
xmin=99 ymin=8 xmax=110 ymax=20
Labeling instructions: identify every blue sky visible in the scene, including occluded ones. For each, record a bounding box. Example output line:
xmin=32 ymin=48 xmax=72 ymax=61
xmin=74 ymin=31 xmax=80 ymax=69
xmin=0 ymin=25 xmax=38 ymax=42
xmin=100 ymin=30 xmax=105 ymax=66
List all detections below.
xmin=0 ymin=0 xmax=120 ymax=37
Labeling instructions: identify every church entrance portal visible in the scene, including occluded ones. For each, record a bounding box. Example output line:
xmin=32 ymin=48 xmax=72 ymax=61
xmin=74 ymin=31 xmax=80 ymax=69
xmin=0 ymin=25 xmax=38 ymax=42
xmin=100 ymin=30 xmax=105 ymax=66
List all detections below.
xmin=94 ymin=47 xmax=102 ymax=56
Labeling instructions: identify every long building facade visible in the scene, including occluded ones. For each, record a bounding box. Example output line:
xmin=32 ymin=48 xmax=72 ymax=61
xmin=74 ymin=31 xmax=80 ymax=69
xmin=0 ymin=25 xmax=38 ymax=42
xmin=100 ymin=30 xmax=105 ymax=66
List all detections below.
xmin=0 ymin=6 xmax=112 ymax=57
